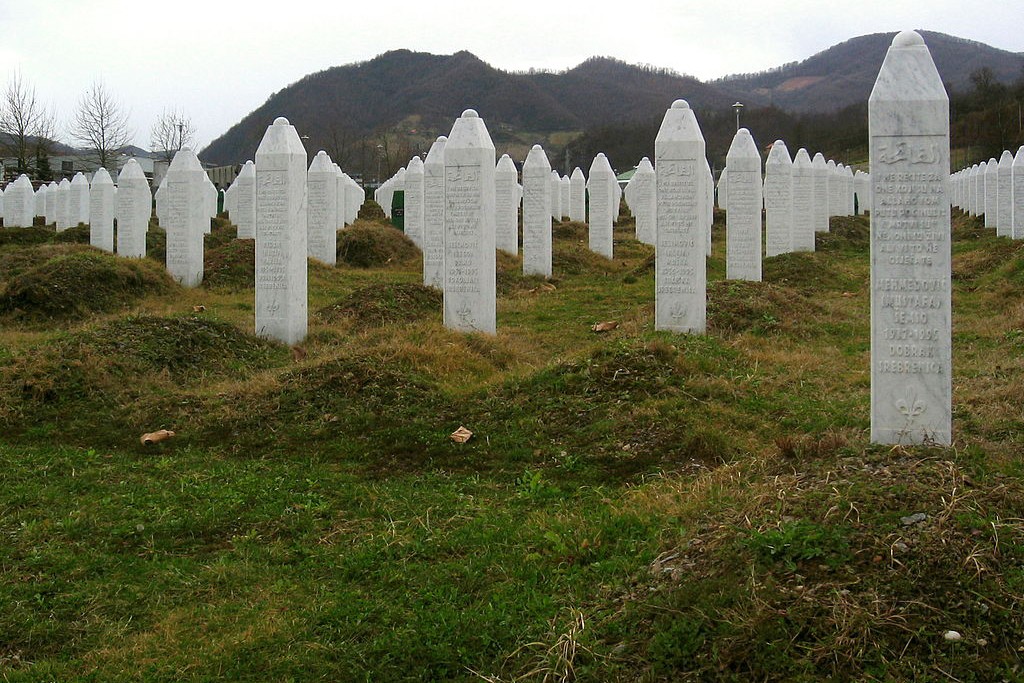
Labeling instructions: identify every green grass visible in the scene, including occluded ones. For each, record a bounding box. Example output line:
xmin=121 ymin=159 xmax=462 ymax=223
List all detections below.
xmin=0 ymin=208 xmax=1022 ymax=681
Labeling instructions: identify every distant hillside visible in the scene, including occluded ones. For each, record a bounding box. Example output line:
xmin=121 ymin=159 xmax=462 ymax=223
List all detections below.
xmin=717 ymin=30 xmax=1024 ymax=112
xmin=200 ymin=50 xmax=731 ymax=166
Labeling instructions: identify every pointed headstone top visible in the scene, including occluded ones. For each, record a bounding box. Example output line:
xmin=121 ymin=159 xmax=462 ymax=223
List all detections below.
xmin=118 ymin=158 xmax=145 ymax=180
xmin=497 ymin=154 xmax=516 ymax=172
xmin=462 ymin=109 xmax=479 ymax=118
xmin=671 ymin=99 xmax=690 ymax=109
xmin=169 ymin=148 xmax=203 ymax=172
xmin=92 ymin=168 xmax=113 ymax=185
xmin=407 ymin=155 xmax=424 ymax=173
xmin=309 ymin=150 xmax=334 ymax=172
xmin=892 ymin=29 xmax=924 ymax=48
xmin=238 ymin=160 xmax=256 ymax=177
xmin=766 ymin=140 xmax=792 ymax=167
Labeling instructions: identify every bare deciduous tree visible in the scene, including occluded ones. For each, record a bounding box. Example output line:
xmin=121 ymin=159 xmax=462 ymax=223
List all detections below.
xmin=70 ymin=80 xmax=133 ymax=169
xmin=150 ymin=108 xmax=196 ymax=162
xmin=1 ymin=70 xmax=59 ymax=177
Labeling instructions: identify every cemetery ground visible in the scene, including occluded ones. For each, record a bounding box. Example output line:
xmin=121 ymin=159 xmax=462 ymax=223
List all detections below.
xmin=1 ymin=206 xmax=1023 ymax=682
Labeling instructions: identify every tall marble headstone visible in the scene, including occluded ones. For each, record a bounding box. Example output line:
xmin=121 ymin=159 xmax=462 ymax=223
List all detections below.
xmin=725 ymin=128 xmax=762 ymax=281
xmin=404 ymin=155 xmax=425 ymax=249
xmin=716 ymin=168 xmax=728 ymax=210
xmin=560 ymin=175 xmax=571 ymax=220
xmin=655 ymin=99 xmax=707 ymax=333
xmin=630 ymin=157 xmax=656 ymax=245
xmin=423 ymin=135 xmax=447 ymax=288
xmin=443 ymin=109 xmax=496 ymax=334
xmin=550 ymin=170 xmax=563 ymax=221
xmin=522 ymin=144 xmax=552 ymax=277
xmin=587 ymin=153 xmax=615 ymax=258
xmin=115 ymin=159 xmax=151 ymax=258
xmin=791 ymin=148 xmax=816 ymax=251
xmin=826 ymin=159 xmax=841 ymax=217
xmin=764 ymin=140 xmax=793 ymax=257
xmin=984 ymin=158 xmax=997 ymax=228
xmin=702 ymin=159 xmax=714 ymax=256
xmin=3 ymin=175 xmax=34 ymax=228
xmin=307 ymin=150 xmax=338 ymax=265
xmin=569 ymin=167 xmax=586 ymax=222
xmin=234 ymin=161 xmax=257 ymax=239
xmin=495 ymin=154 xmax=519 ymax=254
xmin=69 ymin=172 xmax=90 ymax=227
xmin=1013 ymin=146 xmax=1024 ymax=240
xmin=44 ymin=181 xmax=57 ymax=225
xmin=997 ymin=150 xmax=1013 ymax=237
xmin=56 ymin=178 xmax=71 ymax=230
xmin=812 ymin=153 xmax=830 ymax=232
xmin=34 ymin=185 xmax=46 ymax=220
xmin=89 ymin=168 xmax=115 ymax=252
xmin=869 ymin=30 xmax=951 ymax=446
xmin=163 ymin=149 xmax=207 ymax=287
xmin=255 ymin=117 xmax=308 ymax=345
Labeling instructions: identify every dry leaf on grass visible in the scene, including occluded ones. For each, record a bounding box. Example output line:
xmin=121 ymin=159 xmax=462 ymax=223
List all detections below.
xmin=450 ymin=426 xmax=473 ymax=443
xmin=591 ymin=321 xmax=619 ymax=333
xmin=528 ymin=283 xmax=557 ymax=294
xmin=292 ymin=346 xmax=307 ymax=362
xmin=140 ymin=429 xmax=175 ymax=445
xmin=192 ymin=305 xmax=206 ymax=312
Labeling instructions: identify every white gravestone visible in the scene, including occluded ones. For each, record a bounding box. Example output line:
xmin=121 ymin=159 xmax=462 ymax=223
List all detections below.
xmin=495 ymin=154 xmax=519 ymax=254
xmin=550 ymin=170 xmax=563 ymax=221
xmin=975 ymin=162 xmax=986 ymax=218
xmin=404 ymin=155 xmax=425 ymax=249
xmin=655 ymin=99 xmax=707 ymax=333
xmin=307 ymin=150 xmax=338 ymax=265
xmin=827 ymin=159 xmax=841 ymax=217
xmin=423 ymin=135 xmax=447 ymax=288
xmin=255 ymin=117 xmax=308 ymax=345
xmin=764 ymin=140 xmax=793 ymax=257
xmin=702 ymin=160 xmax=714 ymax=256
xmin=630 ymin=157 xmax=656 ymax=245
xmin=522 ymin=144 xmax=552 ymax=278
xmin=984 ymin=158 xmax=997 ymax=228
xmin=44 ymin=181 xmax=57 ymax=225
xmin=202 ymin=175 xmax=216 ymax=233
xmin=34 ymin=185 xmax=46 ymax=219
xmin=717 ymin=168 xmax=728 ymax=211
xmin=3 ymin=175 xmax=34 ymax=228
xmin=569 ymin=167 xmax=586 ymax=222
xmin=812 ymin=153 xmax=829 ymax=232
xmin=725 ymin=128 xmax=763 ymax=281
xmin=997 ymin=150 xmax=1013 ymax=237
xmin=869 ymin=30 xmax=951 ymax=446
xmin=970 ymin=164 xmax=980 ymax=216
xmin=69 ymin=172 xmax=90 ymax=227
xmin=334 ymin=164 xmax=346 ymax=233
xmin=116 ymin=159 xmax=151 ymax=258
xmin=587 ymin=153 xmax=615 ymax=258
xmin=845 ymin=165 xmax=856 ymax=215
xmin=560 ymin=175 xmax=571 ymax=220
xmin=1013 ymin=146 xmax=1024 ymax=240
xmin=163 ymin=149 xmax=207 ymax=287
xmin=89 ymin=168 xmax=115 ymax=252
xmin=791 ymin=148 xmax=816 ymax=252
xmin=56 ymin=178 xmax=71 ymax=230
xmin=443 ymin=110 xmax=496 ymax=334
xmin=234 ymin=161 xmax=257 ymax=239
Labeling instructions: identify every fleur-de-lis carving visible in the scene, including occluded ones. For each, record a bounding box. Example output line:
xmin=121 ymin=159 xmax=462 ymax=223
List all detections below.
xmin=895 ymin=387 xmax=926 ymax=424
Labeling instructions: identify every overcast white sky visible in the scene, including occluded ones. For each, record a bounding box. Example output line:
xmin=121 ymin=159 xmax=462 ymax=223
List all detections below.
xmin=2 ymin=0 xmax=1021 ymax=155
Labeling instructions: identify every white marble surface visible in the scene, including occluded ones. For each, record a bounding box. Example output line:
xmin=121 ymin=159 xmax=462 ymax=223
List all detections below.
xmin=443 ymin=110 xmax=496 ymax=334
xmin=495 ymin=154 xmax=519 ymax=254
xmin=404 ymin=155 xmax=425 ymax=249
xmin=586 ymin=153 xmax=615 ymax=259
xmin=115 ymin=159 xmax=151 ymax=258
xmin=764 ymin=140 xmax=793 ymax=257
xmin=522 ymin=144 xmax=552 ymax=277
xmin=725 ymin=128 xmax=762 ymax=281
xmin=307 ymin=150 xmax=339 ymax=265
xmin=163 ymin=149 xmax=207 ymax=287
xmin=655 ymin=99 xmax=708 ymax=333
xmin=255 ymin=117 xmax=308 ymax=345
xmin=423 ymin=136 xmax=447 ymax=289
xmin=868 ymin=29 xmax=952 ymax=445
xmin=629 ymin=157 xmax=656 ymax=245
xmin=89 ymin=168 xmax=115 ymax=252
xmin=569 ymin=167 xmax=586 ymax=222
xmin=791 ymin=148 xmax=816 ymax=251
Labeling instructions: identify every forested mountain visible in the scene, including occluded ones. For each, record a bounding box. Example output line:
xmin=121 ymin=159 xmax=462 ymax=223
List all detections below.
xmin=200 ymin=32 xmax=1024 ymax=178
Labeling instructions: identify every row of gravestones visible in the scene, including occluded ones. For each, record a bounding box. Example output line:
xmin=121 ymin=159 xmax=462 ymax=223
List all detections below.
xmin=950 ymin=148 xmax=1024 ymax=239
xmin=0 ymin=31 xmax=953 ymax=449
xmin=0 ymin=163 xmax=154 ymax=256
xmin=220 ymin=155 xmax=363 ymax=262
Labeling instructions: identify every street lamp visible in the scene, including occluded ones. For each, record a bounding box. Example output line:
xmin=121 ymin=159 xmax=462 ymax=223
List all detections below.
xmin=376 ymin=144 xmax=384 ymax=187
xmin=732 ymin=102 xmax=744 ymax=131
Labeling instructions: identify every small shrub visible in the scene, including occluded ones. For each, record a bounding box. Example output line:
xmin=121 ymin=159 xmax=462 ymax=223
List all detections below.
xmin=337 ymin=223 xmax=420 ymax=268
